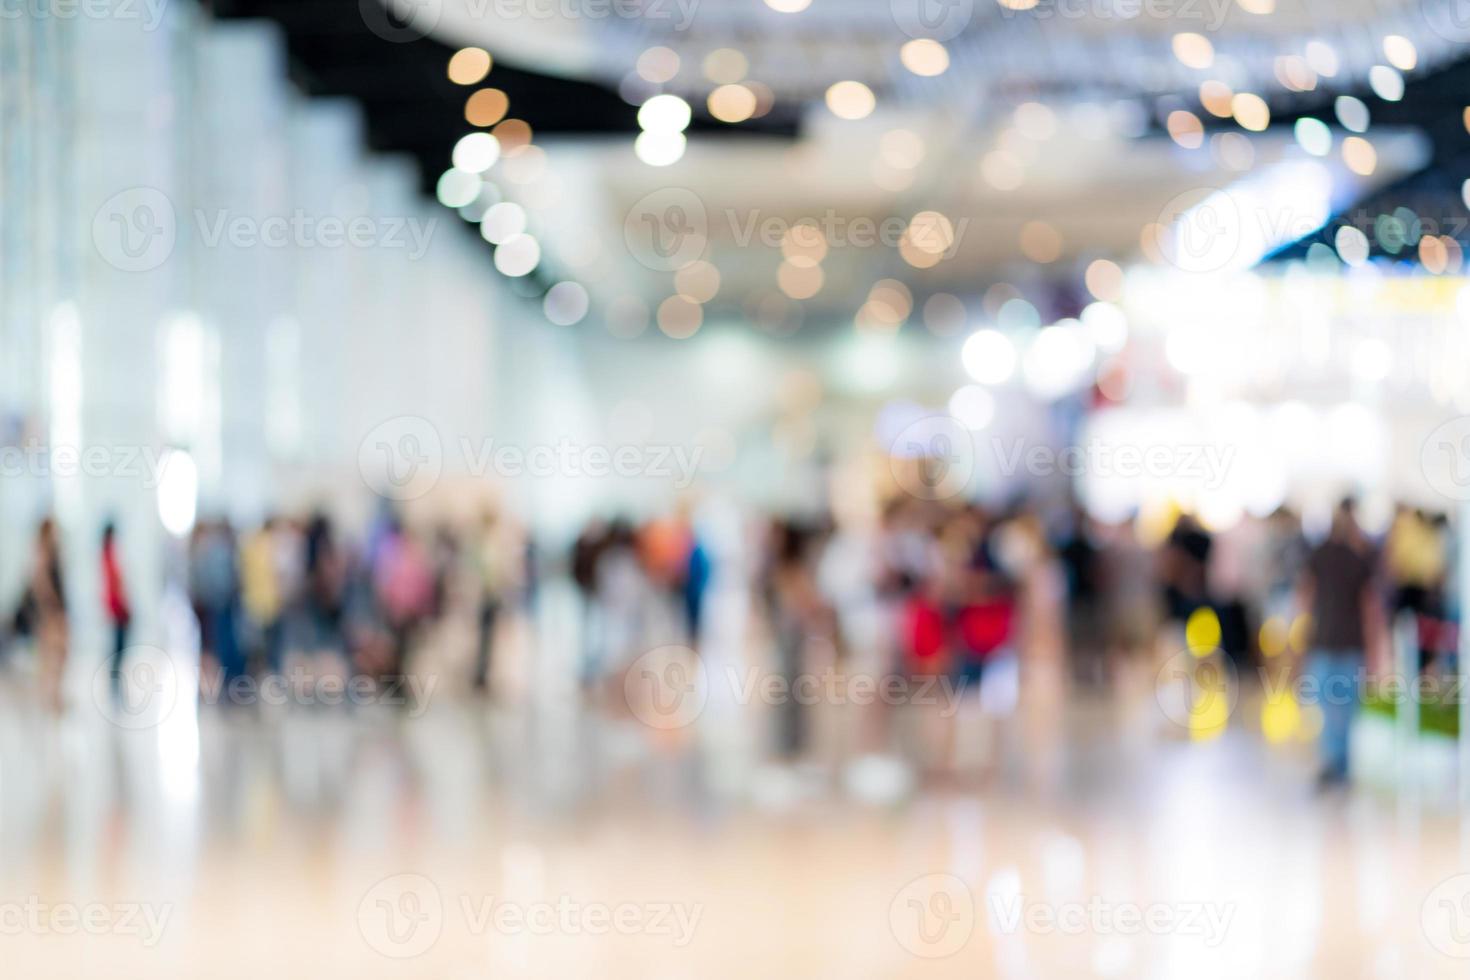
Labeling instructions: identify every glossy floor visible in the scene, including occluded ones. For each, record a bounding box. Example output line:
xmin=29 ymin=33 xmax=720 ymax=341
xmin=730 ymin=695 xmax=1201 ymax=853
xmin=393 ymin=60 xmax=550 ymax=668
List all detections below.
xmin=1 ymin=610 xmax=1469 ymax=978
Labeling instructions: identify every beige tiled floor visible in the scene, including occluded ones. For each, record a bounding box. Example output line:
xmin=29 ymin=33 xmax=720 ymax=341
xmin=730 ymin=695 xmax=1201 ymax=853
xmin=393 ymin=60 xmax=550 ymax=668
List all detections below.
xmin=2 ymin=608 xmax=1469 ymax=978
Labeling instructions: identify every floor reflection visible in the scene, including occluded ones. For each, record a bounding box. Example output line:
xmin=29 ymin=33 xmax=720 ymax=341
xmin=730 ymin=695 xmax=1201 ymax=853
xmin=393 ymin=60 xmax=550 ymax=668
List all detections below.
xmin=1 ymin=584 xmax=1468 ymax=979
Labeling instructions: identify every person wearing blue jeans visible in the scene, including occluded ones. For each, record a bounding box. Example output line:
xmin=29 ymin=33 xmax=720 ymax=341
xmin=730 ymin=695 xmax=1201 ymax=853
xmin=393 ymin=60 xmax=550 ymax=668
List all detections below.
xmin=1304 ymin=649 xmax=1362 ymax=781
xmin=1299 ymin=500 xmax=1376 ymax=788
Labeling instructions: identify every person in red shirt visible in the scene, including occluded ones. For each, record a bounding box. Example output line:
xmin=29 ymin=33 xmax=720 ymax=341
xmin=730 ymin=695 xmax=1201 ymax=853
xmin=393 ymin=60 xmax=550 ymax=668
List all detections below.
xmin=101 ymin=521 xmax=131 ymax=698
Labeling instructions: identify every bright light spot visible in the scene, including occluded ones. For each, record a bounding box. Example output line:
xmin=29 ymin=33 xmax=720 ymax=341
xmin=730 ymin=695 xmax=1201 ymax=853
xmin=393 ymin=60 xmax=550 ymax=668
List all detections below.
xmin=961 ymin=329 xmax=1017 ymax=385
xmin=447 ymin=47 xmax=492 ymax=86
xmin=1023 ymin=322 xmax=1095 ymax=400
xmin=493 ymin=234 xmax=541 ymax=277
xmin=1196 ymin=82 xmax=1232 ymax=122
xmin=657 ymin=295 xmax=703 ymax=338
xmin=1260 ymin=617 xmax=1288 ymax=657
xmin=1081 ymin=301 xmax=1128 ymax=353
xmin=1261 ymin=692 xmax=1301 ymax=744
xmin=708 ymin=84 xmax=758 ymax=123
xmin=1167 ymin=110 xmax=1204 ymax=149
xmin=435 ymin=168 xmax=480 ymax=208
xmin=948 ymin=385 xmax=996 ymax=431
xmin=1351 ymin=337 xmax=1393 ymax=382
xmin=1293 ymin=117 xmax=1331 ymax=156
xmin=1185 ymin=607 xmax=1221 ymax=654
xmin=157 ymin=449 xmax=199 ymax=537
xmin=636 ymin=46 xmax=680 ymax=84
xmin=638 ymin=94 xmax=692 ymax=132
xmin=1335 ymin=225 xmax=1369 ymax=266
xmin=1383 ymin=35 xmax=1417 ymax=71
xmin=452 ymin=132 xmax=500 ymax=173
xmin=900 ymin=39 xmax=950 ymax=77
xmin=825 ymin=80 xmax=876 ymax=120
xmin=479 ymin=201 xmax=526 ymax=244
xmin=543 ymin=282 xmax=590 ymax=326
xmin=1368 ymin=65 xmax=1404 ymax=102
xmin=1342 ymin=136 xmax=1377 ymax=176
xmin=1335 ymin=95 xmax=1370 ymax=133
xmin=465 ymin=88 xmax=509 ymax=127
xmin=634 ymin=130 xmax=687 ymax=166
xmin=1305 ymin=40 xmax=1339 ymax=77
xmin=1084 ymin=259 xmax=1123 ymax=302
xmin=1231 ymin=92 xmax=1270 ymax=131
xmin=1171 ymin=32 xmax=1214 ymax=70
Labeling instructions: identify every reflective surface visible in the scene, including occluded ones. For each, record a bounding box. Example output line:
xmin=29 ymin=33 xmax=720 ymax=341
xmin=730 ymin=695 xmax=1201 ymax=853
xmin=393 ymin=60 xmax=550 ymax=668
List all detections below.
xmin=3 ymin=583 xmax=1468 ymax=979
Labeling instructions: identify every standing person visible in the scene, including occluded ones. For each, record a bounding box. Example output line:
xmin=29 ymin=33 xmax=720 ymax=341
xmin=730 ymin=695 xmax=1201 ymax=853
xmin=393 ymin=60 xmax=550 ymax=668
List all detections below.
xmin=682 ymin=534 xmax=712 ymax=649
xmin=571 ymin=518 xmax=608 ymax=686
xmin=191 ymin=519 xmax=245 ymax=688
xmin=471 ymin=509 xmax=520 ymax=694
xmin=28 ymin=518 xmax=68 ymax=712
xmin=1299 ymin=499 xmax=1378 ymax=787
xmin=303 ymin=511 xmax=346 ymax=658
xmin=765 ymin=520 xmax=834 ymax=761
xmin=240 ymin=517 xmax=285 ymax=675
xmin=370 ymin=517 xmax=434 ymax=678
xmin=101 ymin=521 xmax=132 ymax=698
xmin=1160 ymin=513 xmax=1213 ymax=626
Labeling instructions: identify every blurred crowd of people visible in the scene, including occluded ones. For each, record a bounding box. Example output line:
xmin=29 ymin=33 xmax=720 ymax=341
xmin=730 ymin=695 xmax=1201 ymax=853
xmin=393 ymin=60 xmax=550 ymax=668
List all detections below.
xmin=2 ymin=504 xmax=535 ymax=714
xmin=1 ymin=489 xmax=1462 ymax=789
